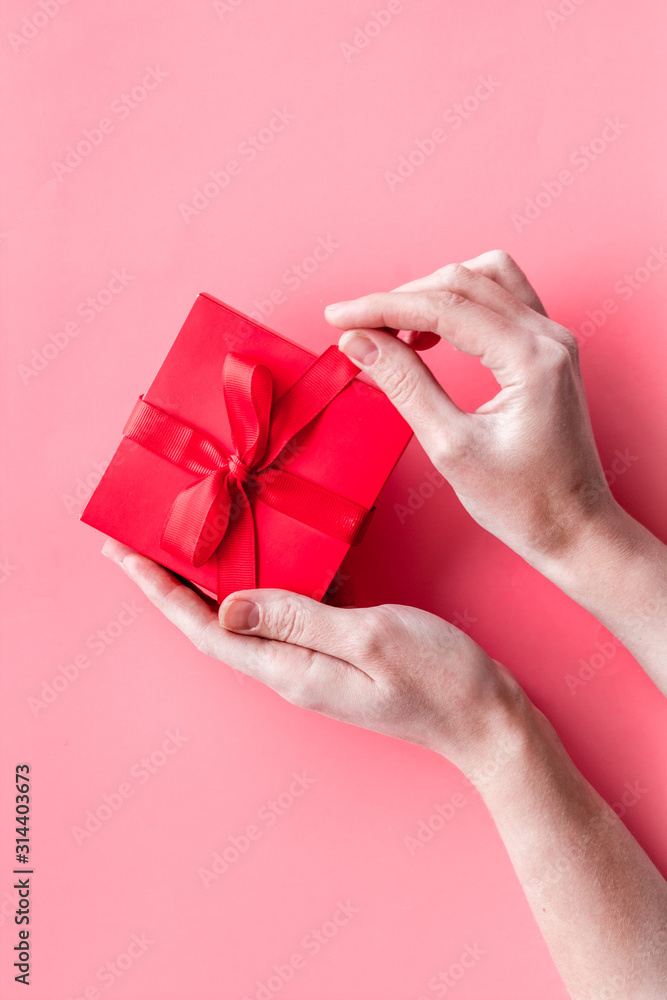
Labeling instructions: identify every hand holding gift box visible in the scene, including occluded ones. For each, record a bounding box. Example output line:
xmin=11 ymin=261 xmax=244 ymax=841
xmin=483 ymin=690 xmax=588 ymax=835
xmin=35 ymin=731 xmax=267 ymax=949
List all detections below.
xmin=81 ymin=293 xmax=413 ymax=602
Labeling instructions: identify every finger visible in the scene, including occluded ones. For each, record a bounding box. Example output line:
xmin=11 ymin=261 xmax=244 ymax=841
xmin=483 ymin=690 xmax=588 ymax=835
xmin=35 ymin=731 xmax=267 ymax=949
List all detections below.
xmin=219 ymin=587 xmax=379 ymax=671
xmin=101 ymin=541 xmax=378 ymax=718
xmin=102 ymin=538 xmax=232 ymax=654
xmin=388 ymin=250 xmax=548 ymax=316
xmin=335 ymin=327 xmax=468 ymax=457
xmin=459 ymin=249 xmax=548 ymax=316
xmin=330 ymin=292 xmax=534 ymax=388
xmin=171 ymin=570 xmax=220 ymax=612
xmin=100 ymin=538 xmax=281 ymax=678
xmin=388 ymin=261 xmax=549 ymax=332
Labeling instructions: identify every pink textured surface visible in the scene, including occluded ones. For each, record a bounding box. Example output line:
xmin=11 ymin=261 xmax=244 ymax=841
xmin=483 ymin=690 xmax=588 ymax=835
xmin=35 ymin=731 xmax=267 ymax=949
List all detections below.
xmin=2 ymin=2 xmax=666 ymax=997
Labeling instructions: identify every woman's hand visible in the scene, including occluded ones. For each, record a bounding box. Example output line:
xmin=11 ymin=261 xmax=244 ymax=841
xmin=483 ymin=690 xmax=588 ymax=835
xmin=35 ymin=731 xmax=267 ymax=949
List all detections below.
xmin=101 ymin=538 xmax=526 ymax=778
xmin=100 ymin=538 xmax=667 ymax=1000
xmin=325 ymin=248 xmax=619 ymax=567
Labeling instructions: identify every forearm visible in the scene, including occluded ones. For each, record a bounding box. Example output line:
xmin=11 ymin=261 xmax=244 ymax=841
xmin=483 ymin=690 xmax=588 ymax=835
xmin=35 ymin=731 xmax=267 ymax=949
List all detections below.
xmin=530 ymin=501 xmax=667 ymax=695
xmin=459 ymin=694 xmax=667 ymax=1000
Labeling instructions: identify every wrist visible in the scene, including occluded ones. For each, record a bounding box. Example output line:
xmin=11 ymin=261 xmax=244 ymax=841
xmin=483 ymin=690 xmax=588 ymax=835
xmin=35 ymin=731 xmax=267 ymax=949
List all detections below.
xmin=526 ymin=489 xmax=626 ymax=577
xmin=459 ymin=687 xmax=574 ymax=807
xmin=437 ymin=665 xmax=540 ymax=786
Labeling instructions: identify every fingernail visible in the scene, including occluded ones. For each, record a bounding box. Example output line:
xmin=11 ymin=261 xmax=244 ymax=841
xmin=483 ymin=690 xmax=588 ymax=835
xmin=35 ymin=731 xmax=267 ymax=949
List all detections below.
xmin=339 ymin=332 xmax=378 ymax=367
xmin=101 ymin=538 xmax=132 ymax=573
xmin=220 ymin=599 xmax=260 ymax=631
xmin=325 ymin=301 xmax=349 ymax=312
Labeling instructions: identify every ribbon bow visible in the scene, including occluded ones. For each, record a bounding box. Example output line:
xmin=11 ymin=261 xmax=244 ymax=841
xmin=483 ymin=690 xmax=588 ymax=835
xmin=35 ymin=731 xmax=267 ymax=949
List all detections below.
xmin=122 ymin=346 xmax=373 ymax=601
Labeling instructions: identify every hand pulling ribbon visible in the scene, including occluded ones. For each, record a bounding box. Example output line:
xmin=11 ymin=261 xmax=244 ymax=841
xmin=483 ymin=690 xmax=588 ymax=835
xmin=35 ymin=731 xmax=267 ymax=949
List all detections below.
xmin=122 ymin=346 xmax=373 ymax=601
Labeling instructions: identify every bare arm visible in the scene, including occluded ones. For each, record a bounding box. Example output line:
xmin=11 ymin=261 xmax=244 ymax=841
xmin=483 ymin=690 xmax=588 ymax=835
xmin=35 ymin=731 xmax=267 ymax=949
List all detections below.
xmin=464 ymin=694 xmax=667 ymax=1000
xmin=102 ymin=540 xmax=667 ymax=998
xmin=535 ymin=505 xmax=667 ymax=689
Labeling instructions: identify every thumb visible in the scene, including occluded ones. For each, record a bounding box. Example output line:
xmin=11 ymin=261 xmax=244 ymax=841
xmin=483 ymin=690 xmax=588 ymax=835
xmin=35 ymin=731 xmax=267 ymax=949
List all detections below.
xmin=218 ymin=588 xmax=371 ymax=662
xmin=338 ymin=328 xmax=466 ymax=459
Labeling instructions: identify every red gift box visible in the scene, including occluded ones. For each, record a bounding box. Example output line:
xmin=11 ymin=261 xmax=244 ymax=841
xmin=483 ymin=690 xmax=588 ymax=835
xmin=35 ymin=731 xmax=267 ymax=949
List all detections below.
xmin=81 ymin=293 xmax=413 ymax=602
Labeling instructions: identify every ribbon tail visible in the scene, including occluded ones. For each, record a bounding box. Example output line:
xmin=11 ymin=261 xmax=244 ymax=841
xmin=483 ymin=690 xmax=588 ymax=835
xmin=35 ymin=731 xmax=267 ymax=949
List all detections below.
xmin=161 ymin=470 xmax=233 ymax=567
xmin=216 ymin=495 xmax=257 ymax=601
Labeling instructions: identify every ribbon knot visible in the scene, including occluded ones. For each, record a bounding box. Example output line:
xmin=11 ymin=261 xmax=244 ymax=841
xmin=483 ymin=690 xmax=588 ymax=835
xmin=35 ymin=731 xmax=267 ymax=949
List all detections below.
xmin=122 ymin=345 xmax=374 ymax=602
xmin=227 ymin=453 xmax=252 ymax=487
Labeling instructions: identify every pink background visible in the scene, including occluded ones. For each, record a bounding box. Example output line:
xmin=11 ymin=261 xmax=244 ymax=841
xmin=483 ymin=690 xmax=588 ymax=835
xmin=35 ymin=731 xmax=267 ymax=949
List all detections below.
xmin=2 ymin=1 xmax=666 ymax=997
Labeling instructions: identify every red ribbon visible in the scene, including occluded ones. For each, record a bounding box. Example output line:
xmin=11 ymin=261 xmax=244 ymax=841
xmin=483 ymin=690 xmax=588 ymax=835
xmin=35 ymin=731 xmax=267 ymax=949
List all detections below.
xmin=122 ymin=346 xmax=373 ymax=601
